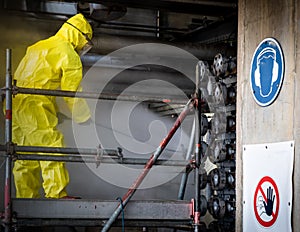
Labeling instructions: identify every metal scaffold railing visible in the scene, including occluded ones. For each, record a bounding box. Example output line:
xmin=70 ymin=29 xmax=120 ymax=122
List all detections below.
xmin=0 ymin=48 xmax=203 ymax=232
xmin=12 ymin=86 xmax=188 ymax=104
xmin=0 ymin=144 xmax=187 ymax=166
xmin=3 ymin=48 xmax=13 ymax=232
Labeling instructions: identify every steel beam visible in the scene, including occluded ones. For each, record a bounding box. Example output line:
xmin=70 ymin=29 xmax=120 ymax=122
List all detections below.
xmin=12 ymin=199 xmax=192 ymax=221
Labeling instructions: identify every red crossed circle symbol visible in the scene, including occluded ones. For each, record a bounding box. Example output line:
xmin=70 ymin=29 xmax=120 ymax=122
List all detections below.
xmin=254 ymin=176 xmax=279 ymax=227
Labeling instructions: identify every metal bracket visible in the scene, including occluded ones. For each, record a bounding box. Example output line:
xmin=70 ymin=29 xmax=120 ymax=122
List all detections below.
xmin=1 ymin=87 xmax=6 ymax=101
xmin=0 ymin=85 xmax=16 ymax=100
xmin=12 ymin=85 xmax=18 ymax=97
xmin=117 ymin=147 xmax=123 ymax=162
xmin=189 ymin=158 xmax=199 ymax=170
xmin=5 ymin=142 xmax=16 ymax=160
xmin=95 ymin=145 xmax=103 ymax=168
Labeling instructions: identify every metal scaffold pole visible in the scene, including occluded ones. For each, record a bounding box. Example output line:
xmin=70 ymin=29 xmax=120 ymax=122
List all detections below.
xmin=4 ymin=48 xmax=12 ymax=232
xmin=101 ymin=99 xmax=195 ymax=232
xmin=193 ymin=62 xmax=202 ymax=232
xmin=177 ymin=118 xmax=195 ymax=200
xmin=193 ymin=107 xmax=201 ymax=232
xmin=13 ymin=87 xmax=187 ymax=104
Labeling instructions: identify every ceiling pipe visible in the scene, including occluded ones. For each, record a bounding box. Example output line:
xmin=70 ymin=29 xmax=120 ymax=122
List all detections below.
xmin=160 ymin=0 xmax=237 ymax=8
xmin=71 ymin=0 xmax=236 ymax=16
xmin=90 ymin=34 xmax=236 ymax=60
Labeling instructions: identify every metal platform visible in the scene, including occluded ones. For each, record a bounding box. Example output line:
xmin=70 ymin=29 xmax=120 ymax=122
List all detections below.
xmin=12 ymin=199 xmax=193 ymax=227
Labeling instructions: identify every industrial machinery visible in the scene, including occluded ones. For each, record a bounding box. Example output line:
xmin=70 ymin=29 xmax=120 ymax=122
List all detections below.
xmin=206 ymin=53 xmax=237 ymax=231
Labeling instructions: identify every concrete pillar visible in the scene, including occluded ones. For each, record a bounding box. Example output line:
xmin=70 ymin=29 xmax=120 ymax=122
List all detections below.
xmin=237 ymin=0 xmax=298 ymax=230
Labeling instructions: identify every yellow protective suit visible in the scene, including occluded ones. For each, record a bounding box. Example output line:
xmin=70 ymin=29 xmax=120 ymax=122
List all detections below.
xmin=12 ymin=13 xmax=92 ymax=198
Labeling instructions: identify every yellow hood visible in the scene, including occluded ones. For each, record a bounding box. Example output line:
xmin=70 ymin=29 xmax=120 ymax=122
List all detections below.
xmin=55 ymin=13 xmax=93 ymax=52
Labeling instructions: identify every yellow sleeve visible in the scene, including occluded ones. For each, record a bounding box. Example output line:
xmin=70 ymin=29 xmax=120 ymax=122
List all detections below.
xmin=60 ymin=55 xmax=91 ymax=124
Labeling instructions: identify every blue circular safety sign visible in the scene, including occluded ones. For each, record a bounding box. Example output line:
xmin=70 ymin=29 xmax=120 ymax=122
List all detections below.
xmin=250 ymin=38 xmax=284 ymax=106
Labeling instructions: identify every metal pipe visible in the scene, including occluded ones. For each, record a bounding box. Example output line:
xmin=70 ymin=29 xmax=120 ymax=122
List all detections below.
xmin=16 ymin=154 xmax=93 ymax=163
xmin=12 ymin=87 xmax=187 ymax=105
xmin=193 ymin=110 xmax=201 ymax=232
xmin=1 ymin=145 xmax=187 ymax=166
xmin=97 ymin=21 xmax=188 ymax=33
xmin=13 ymin=145 xmax=118 ymax=155
xmin=101 ymin=99 xmax=195 ymax=232
xmin=177 ymin=164 xmax=192 ymax=200
xmin=16 ymin=154 xmax=187 ymax=166
xmin=185 ymin=118 xmax=196 ymax=161
xmin=156 ymin=10 xmax=160 ymax=38
xmin=178 ymin=118 xmax=196 ymax=200
xmin=168 ymin=0 xmax=237 ymax=8
xmin=0 ymin=143 xmax=187 ymax=166
xmin=99 ymin=25 xmax=160 ymax=34
xmin=193 ymin=64 xmax=201 ymax=232
xmin=80 ymin=0 xmax=236 ymax=17
xmin=4 ymin=48 xmax=12 ymax=232
xmin=90 ymin=34 xmax=236 ymax=60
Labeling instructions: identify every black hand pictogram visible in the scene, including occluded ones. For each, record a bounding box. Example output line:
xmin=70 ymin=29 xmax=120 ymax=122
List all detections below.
xmin=263 ymin=186 xmax=275 ymax=216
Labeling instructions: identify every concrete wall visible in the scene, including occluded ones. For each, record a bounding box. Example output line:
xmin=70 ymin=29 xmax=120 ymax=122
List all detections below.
xmin=237 ymin=0 xmax=298 ymax=230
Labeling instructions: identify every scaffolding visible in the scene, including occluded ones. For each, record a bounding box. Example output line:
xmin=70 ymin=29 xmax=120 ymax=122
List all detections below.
xmin=0 ymin=49 xmax=204 ymax=232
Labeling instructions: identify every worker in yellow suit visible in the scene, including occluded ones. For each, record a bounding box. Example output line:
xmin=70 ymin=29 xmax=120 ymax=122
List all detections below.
xmin=12 ymin=13 xmax=93 ymax=198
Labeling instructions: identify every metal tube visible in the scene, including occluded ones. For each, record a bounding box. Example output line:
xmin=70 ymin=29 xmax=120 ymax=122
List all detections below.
xmin=16 ymin=154 xmax=92 ymax=163
xmin=156 ymin=10 xmax=160 ymax=38
xmin=14 ymin=87 xmax=187 ymax=104
xmin=177 ymin=164 xmax=192 ymax=200
xmin=193 ymin=64 xmax=201 ymax=231
xmin=185 ymin=118 xmax=196 ymax=161
xmin=0 ymin=145 xmax=188 ymax=166
xmin=16 ymin=154 xmax=187 ymax=166
xmin=178 ymin=118 xmax=196 ymax=200
xmin=177 ymin=172 xmax=188 ymax=200
xmin=193 ymin=110 xmax=201 ymax=232
xmin=101 ymin=99 xmax=194 ymax=232
xmin=4 ymin=48 xmax=12 ymax=232
xmin=13 ymin=145 xmax=118 ymax=155
xmin=97 ymin=21 xmax=188 ymax=33
xmin=14 ymin=87 xmax=190 ymax=104
xmin=90 ymin=34 xmax=236 ymax=60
